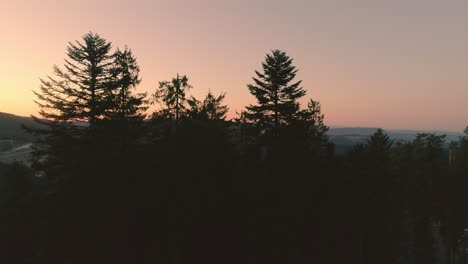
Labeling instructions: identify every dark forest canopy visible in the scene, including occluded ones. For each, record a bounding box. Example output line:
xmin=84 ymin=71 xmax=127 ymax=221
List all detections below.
xmin=2 ymin=32 xmax=468 ymax=264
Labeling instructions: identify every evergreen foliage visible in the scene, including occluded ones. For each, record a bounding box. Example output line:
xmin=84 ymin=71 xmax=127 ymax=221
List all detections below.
xmin=152 ymin=74 xmax=192 ymax=122
xmin=105 ymin=47 xmax=147 ymax=123
xmin=2 ymin=34 xmax=468 ymax=264
xmin=188 ymin=91 xmax=229 ymax=121
xmin=34 ymin=32 xmax=113 ymax=125
xmin=244 ymin=49 xmax=305 ymax=130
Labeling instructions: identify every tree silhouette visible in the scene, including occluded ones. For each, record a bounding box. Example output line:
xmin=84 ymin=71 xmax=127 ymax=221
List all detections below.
xmin=105 ymin=47 xmax=147 ymax=123
xmin=244 ymin=49 xmax=306 ymax=131
xmin=27 ymin=33 xmax=151 ymax=264
xmin=103 ymin=47 xmax=148 ymax=152
xmin=13 ymin=35 xmax=468 ymax=264
xmin=34 ymin=32 xmax=113 ymax=126
xmin=188 ymin=91 xmax=229 ymax=121
xmin=364 ymin=128 xmax=394 ymax=168
xmin=358 ymin=129 xmax=395 ymax=264
xmin=30 ymin=32 xmax=115 ymax=179
xmin=367 ymin=128 xmax=393 ymax=153
xmin=295 ymin=99 xmax=330 ymax=154
xmin=152 ymin=74 xmax=192 ymax=123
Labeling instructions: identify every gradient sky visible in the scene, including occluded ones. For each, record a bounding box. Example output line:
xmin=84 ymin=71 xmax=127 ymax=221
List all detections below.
xmin=1 ymin=0 xmax=467 ymax=131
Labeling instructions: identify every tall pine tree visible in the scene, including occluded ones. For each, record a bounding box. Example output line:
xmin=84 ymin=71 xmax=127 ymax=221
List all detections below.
xmin=187 ymin=91 xmax=229 ymax=121
xmin=105 ymin=47 xmax=147 ymax=123
xmin=103 ymin=47 xmax=148 ymax=152
xmin=34 ymin=32 xmax=113 ymax=126
xmin=31 ymin=32 xmax=114 ymax=176
xmin=152 ymin=74 xmax=192 ymax=123
xmin=244 ymin=49 xmax=306 ymax=130
xmin=294 ymin=99 xmax=330 ymax=154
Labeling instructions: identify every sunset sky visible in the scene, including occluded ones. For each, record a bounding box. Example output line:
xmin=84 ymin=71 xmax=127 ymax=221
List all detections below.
xmin=1 ymin=0 xmax=467 ymax=131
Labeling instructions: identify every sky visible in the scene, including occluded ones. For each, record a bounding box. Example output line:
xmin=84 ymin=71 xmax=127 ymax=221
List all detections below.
xmin=0 ymin=0 xmax=467 ymax=131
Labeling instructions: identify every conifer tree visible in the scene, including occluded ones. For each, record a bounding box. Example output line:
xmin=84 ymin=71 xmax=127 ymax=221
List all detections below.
xmin=367 ymin=128 xmax=393 ymax=157
xmin=296 ymin=99 xmax=329 ymax=149
xmin=152 ymin=74 xmax=192 ymax=122
xmin=244 ymin=49 xmax=306 ymax=130
xmin=352 ymin=128 xmax=396 ymax=264
xmin=104 ymin=47 xmax=148 ymax=151
xmin=188 ymin=91 xmax=229 ymax=121
xmin=31 ymin=34 xmax=151 ymax=262
xmin=105 ymin=47 xmax=147 ymax=123
xmin=31 ymin=32 xmax=114 ymax=176
xmin=201 ymin=91 xmax=229 ymax=120
xmin=34 ymin=32 xmax=113 ymax=127
xmin=30 ymin=32 xmax=149 ymax=177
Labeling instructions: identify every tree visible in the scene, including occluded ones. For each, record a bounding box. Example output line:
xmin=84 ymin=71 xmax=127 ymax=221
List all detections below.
xmin=30 ymin=32 xmax=115 ymax=177
xmin=367 ymin=128 xmax=393 ymax=159
xmin=152 ymin=74 xmax=192 ymax=122
xmin=103 ymin=47 xmax=148 ymax=152
xmin=349 ymin=129 xmax=401 ymax=264
xmin=390 ymin=133 xmax=448 ymax=264
xmin=34 ymin=32 xmax=113 ymax=127
xmin=29 ymin=35 xmax=150 ymax=263
xmin=296 ymin=99 xmax=330 ymax=153
xmin=244 ymin=49 xmax=306 ymax=130
xmin=188 ymin=91 xmax=229 ymax=121
xmin=105 ymin=47 xmax=147 ymax=123
xmin=201 ymin=91 xmax=229 ymax=120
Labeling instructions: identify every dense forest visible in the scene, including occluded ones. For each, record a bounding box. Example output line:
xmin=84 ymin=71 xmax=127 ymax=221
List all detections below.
xmin=1 ymin=32 xmax=468 ymax=264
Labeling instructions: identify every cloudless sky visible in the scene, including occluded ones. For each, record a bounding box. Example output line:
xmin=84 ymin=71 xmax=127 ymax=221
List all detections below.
xmin=1 ymin=0 xmax=467 ymax=131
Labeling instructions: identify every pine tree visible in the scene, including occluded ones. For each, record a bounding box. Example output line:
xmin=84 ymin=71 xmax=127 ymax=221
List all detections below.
xmin=244 ymin=50 xmax=306 ymax=130
xmin=103 ymin=47 xmax=148 ymax=152
xmin=296 ymin=99 xmax=329 ymax=151
xmin=34 ymin=32 xmax=113 ymax=127
xmin=353 ymin=128 xmax=395 ymax=264
xmin=31 ymin=32 xmax=114 ymax=176
xmin=105 ymin=47 xmax=147 ymax=123
xmin=367 ymin=128 xmax=393 ymax=156
xmin=30 ymin=32 xmax=149 ymax=179
xmin=30 ymin=34 xmax=151 ymax=263
xmin=188 ymin=91 xmax=229 ymax=121
xmin=152 ymin=74 xmax=192 ymax=123
xmin=201 ymin=91 xmax=229 ymax=120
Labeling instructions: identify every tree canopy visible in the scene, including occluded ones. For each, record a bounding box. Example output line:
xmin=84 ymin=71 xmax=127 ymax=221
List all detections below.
xmin=244 ymin=49 xmax=306 ymax=130
xmin=3 ymin=33 xmax=468 ymax=264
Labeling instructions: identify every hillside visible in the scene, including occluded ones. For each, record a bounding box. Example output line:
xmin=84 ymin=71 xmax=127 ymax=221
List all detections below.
xmin=0 ymin=112 xmax=41 ymax=143
xmin=328 ymin=127 xmax=463 ymax=154
xmin=0 ymin=112 xmax=464 ymax=161
xmin=328 ymin=127 xmax=462 ymax=142
xmin=0 ymin=113 xmax=40 ymax=164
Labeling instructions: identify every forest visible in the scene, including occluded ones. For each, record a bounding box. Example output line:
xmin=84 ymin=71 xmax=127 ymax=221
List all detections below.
xmin=1 ymin=32 xmax=468 ymax=264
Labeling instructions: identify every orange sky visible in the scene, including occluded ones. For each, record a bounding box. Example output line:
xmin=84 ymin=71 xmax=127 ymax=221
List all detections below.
xmin=1 ymin=0 xmax=467 ymax=131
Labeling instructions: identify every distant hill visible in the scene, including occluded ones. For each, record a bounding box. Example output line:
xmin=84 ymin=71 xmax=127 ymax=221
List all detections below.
xmin=329 ymin=127 xmax=462 ymax=141
xmin=0 ymin=112 xmax=465 ymax=157
xmin=0 ymin=113 xmax=41 ymax=165
xmin=0 ymin=112 xmax=42 ymax=143
xmin=328 ymin=127 xmax=463 ymax=154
